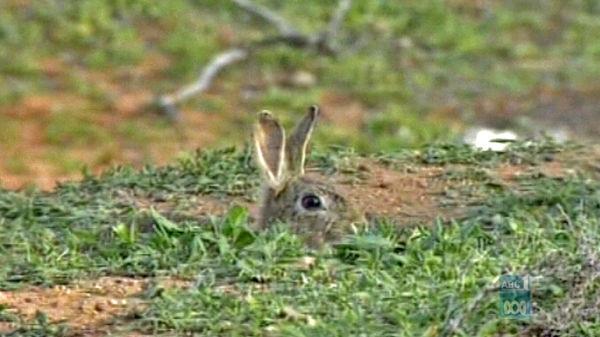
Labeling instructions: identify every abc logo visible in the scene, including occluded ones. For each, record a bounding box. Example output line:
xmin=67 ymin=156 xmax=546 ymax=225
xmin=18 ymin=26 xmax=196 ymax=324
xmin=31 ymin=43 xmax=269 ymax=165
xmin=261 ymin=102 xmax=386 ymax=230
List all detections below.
xmin=503 ymin=300 xmax=529 ymax=316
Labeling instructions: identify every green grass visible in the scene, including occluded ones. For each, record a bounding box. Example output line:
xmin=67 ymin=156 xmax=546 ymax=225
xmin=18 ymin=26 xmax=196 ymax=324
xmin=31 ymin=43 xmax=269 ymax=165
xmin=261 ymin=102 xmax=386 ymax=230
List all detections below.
xmin=2 ymin=1 xmax=600 ymax=335
xmin=1 ymin=141 xmax=599 ymax=336
xmin=2 ymin=1 xmax=600 ymax=152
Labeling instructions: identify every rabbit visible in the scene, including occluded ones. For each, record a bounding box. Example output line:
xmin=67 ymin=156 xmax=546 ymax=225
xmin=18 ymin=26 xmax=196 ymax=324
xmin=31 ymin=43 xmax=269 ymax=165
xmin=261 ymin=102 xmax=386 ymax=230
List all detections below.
xmin=253 ymin=105 xmax=366 ymax=248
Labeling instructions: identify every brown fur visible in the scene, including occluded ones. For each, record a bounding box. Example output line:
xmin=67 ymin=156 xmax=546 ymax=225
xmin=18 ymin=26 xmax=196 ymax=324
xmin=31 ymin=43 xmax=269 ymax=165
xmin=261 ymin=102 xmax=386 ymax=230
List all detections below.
xmin=253 ymin=106 xmax=365 ymax=248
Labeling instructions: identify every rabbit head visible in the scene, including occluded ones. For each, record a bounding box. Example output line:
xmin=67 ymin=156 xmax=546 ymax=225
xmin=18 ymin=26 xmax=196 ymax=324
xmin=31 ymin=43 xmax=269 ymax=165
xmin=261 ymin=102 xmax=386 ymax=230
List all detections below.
xmin=253 ymin=105 xmax=365 ymax=248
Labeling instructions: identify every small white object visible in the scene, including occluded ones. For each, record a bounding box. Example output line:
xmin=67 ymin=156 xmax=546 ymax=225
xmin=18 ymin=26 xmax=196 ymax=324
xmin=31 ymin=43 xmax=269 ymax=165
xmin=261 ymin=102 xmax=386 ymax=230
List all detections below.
xmin=464 ymin=127 xmax=518 ymax=152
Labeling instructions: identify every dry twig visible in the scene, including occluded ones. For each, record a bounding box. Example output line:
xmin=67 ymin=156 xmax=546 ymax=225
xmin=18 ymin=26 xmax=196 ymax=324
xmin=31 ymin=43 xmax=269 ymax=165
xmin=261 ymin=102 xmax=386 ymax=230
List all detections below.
xmin=231 ymin=0 xmax=299 ymax=38
xmin=156 ymin=0 xmax=353 ymax=121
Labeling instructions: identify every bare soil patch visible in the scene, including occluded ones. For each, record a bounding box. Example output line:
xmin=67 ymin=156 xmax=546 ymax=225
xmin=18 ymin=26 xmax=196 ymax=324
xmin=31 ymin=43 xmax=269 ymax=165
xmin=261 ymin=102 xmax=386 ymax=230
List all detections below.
xmin=0 ymin=276 xmax=191 ymax=336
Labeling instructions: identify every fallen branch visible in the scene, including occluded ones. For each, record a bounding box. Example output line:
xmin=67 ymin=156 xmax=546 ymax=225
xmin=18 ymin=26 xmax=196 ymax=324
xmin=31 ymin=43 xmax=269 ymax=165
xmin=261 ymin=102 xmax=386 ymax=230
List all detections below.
xmin=323 ymin=0 xmax=353 ymax=51
xmin=156 ymin=0 xmax=353 ymax=121
xmin=231 ymin=0 xmax=299 ymax=38
xmin=157 ymin=48 xmax=249 ymax=120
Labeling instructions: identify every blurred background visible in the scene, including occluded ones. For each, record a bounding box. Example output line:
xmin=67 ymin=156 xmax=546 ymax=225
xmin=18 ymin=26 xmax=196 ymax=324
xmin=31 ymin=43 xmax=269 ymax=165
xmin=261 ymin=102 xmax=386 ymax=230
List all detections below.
xmin=1 ymin=0 xmax=599 ymax=190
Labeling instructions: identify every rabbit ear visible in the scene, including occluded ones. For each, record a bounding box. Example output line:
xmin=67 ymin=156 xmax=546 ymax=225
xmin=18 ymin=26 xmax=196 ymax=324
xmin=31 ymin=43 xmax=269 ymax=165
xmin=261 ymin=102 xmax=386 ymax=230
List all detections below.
xmin=286 ymin=105 xmax=319 ymax=176
xmin=254 ymin=110 xmax=286 ymax=188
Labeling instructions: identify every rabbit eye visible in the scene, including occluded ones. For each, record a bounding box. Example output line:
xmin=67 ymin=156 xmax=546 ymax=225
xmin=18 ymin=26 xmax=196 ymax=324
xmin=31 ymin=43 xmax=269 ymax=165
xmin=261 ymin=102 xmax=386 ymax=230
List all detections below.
xmin=300 ymin=194 xmax=323 ymax=211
